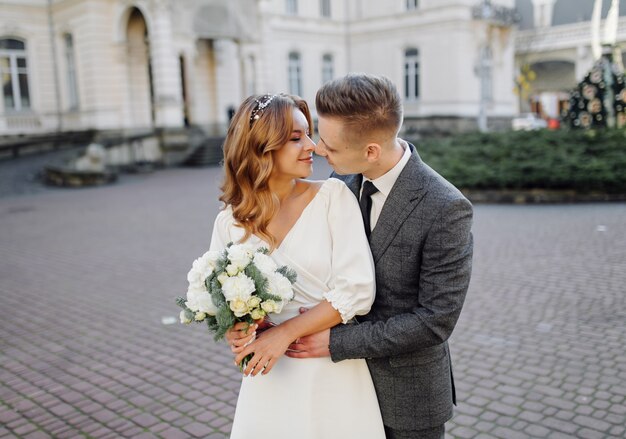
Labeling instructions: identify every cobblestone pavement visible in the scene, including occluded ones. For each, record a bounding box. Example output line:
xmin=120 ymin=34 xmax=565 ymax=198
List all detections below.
xmin=1 ymin=160 xmax=625 ymax=438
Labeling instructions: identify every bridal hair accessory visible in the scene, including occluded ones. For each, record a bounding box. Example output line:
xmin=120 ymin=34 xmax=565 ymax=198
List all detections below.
xmin=250 ymin=94 xmax=278 ymax=125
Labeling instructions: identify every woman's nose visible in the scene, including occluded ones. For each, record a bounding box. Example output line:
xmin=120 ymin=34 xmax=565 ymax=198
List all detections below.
xmin=303 ymin=135 xmax=315 ymax=151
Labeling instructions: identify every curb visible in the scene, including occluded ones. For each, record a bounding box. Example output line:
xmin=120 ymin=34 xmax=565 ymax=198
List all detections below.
xmin=462 ymin=189 xmax=626 ymax=204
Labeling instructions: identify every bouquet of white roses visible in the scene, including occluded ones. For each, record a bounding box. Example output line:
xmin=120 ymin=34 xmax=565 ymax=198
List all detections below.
xmin=176 ymin=242 xmax=296 ymax=365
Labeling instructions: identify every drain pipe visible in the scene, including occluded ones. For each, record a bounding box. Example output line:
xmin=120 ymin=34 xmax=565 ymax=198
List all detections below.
xmin=47 ymin=0 xmax=63 ymax=132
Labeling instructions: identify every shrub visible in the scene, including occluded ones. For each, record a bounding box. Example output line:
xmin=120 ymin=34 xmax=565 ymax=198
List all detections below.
xmin=413 ymin=129 xmax=626 ymax=193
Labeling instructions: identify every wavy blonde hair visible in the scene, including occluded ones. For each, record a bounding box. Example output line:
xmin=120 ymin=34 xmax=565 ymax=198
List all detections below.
xmin=220 ymin=94 xmax=313 ymax=249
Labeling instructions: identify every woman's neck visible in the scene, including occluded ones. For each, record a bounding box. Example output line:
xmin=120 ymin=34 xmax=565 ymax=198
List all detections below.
xmin=269 ymin=178 xmax=299 ymax=203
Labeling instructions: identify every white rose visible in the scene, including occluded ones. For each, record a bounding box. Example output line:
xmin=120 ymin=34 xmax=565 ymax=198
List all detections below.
xmin=186 ymin=266 xmax=206 ymax=290
xmin=226 ymin=264 xmax=239 ymax=276
xmin=201 ymin=250 xmax=220 ymax=267
xmin=252 ymin=252 xmax=278 ymax=277
xmin=261 ymin=300 xmax=278 ymax=314
xmin=187 ymin=251 xmax=219 ymax=289
xmin=184 ymin=287 xmax=203 ymax=312
xmin=267 ymin=273 xmax=295 ymax=302
xmin=185 ymin=287 xmax=218 ymax=316
xmin=230 ymin=298 xmax=249 ymax=317
xmin=180 ymin=310 xmax=192 ymax=324
xmin=227 ymin=244 xmax=254 ymax=270
xmin=221 ymin=273 xmax=256 ymax=302
xmin=247 ymin=296 xmax=261 ymax=308
xmin=195 ymin=311 xmax=206 ymax=321
xmin=250 ymin=308 xmax=265 ymax=320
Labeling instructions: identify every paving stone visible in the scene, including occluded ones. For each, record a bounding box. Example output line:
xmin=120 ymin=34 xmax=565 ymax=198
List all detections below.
xmin=577 ymin=427 xmax=609 ymax=439
xmin=524 ymin=424 xmax=551 ymax=437
xmin=542 ymin=417 xmax=579 ymax=434
xmin=573 ymin=415 xmax=611 ymax=432
xmin=452 ymin=414 xmax=478 ymax=427
xmin=132 ymin=413 xmax=160 ymax=428
xmin=487 ymin=402 xmax=520 ymax=417
xmin=182 ymin=422 xmax=216 ymax=437
xmin=518 ymin=410 xmax=543 ymax=423
xmin=491 ymin=426 xmax=528 ymax=439
xmin=450 ymin=426 xmax=478 ymax=438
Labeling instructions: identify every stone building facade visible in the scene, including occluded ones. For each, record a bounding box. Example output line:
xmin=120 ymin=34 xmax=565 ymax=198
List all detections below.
xmin=1 ymin=0 xmax=526 ymax=140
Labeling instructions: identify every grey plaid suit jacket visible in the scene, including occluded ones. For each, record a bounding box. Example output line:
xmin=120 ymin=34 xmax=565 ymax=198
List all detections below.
xmin=329 ymin=143 xmax=473 ymax=431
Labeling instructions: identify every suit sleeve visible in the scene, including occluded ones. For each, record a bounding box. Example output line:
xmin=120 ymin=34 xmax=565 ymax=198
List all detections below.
xmin=329 ymin=196 xmax=473 ymax=361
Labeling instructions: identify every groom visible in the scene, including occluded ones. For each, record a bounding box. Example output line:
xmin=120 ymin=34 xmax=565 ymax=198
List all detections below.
xmin=286 ymin=73 xmax=473 ymax=439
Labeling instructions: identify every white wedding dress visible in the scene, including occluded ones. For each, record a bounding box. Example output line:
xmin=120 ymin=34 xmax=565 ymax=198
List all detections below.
xmin=209 ymin=178 xmax=385 ymax=439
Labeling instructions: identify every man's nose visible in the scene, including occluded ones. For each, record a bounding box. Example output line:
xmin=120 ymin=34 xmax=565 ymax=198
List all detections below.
xmin=315 ymin=141 xmax=327 ymax=157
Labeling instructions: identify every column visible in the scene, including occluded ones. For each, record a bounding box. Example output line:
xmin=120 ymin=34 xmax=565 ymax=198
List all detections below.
xmin=149 ymin=1 xmax=184 ymax=128
xmin=214 ymin=38 xmax=242 ymax=125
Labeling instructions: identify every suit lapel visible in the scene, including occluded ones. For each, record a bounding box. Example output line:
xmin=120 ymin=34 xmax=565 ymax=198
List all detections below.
xmin=369 ymin=148 xmax=429 ymax=263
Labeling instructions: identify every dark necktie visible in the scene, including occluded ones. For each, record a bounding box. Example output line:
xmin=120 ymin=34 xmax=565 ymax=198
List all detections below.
xmin=359 ymin=180 xmax=379 ymax=238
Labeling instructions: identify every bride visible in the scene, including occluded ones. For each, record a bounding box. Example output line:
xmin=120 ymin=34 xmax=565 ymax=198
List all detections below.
xmin=208 ymin=93 xmax=385 ymax=438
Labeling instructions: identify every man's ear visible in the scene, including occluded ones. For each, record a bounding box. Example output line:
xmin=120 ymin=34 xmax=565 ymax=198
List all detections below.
xmin=365 ymin=143 xmax=382 ymax=162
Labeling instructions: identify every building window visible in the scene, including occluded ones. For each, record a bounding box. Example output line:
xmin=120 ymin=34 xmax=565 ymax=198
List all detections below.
xmin=288 ymin=52 xmax=302 ymax=96
xmin=320 ymin=0 xmax=331 ymax=17
xmin=322 ymin=54 xmax=333 ymax=84
xmin=286 ymin=0 xmax=298 ymax=15
xmin=0 ymin=38 xmax=30 ymax=111
xmin=404 ymin=48 xmax=419 ymax=100
xmin=64 ymin=34 xmax=79 ymax=110
xmin=480 ymin=45 xmax=493 ymax=103
xmin=406 ymin=0 xmax=418 ymax=10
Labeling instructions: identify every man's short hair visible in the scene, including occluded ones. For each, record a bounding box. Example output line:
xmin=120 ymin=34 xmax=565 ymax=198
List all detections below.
xmin=315 ymin=73 xmax=403 ymax=145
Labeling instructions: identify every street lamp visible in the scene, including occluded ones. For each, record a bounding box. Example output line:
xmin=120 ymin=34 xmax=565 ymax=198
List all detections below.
xmin=472 ymin=0 xmax=520 ymax=132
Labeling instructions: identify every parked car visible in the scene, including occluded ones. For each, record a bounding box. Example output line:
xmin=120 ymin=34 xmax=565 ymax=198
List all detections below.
xmin=512 ymin=113 xmax=548 ymax=131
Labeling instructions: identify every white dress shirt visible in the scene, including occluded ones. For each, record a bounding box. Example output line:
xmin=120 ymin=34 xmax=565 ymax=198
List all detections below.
xmin=361 ymin=141 xmax=412 ymax=230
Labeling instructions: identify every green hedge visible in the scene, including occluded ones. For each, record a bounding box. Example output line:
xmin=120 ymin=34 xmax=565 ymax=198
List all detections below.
xmin=413 ymin=129 xmax=626 ymax=193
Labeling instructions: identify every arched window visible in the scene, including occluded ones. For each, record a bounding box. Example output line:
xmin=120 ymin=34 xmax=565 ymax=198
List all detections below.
xmin=288 ymin=52 xmax=302 ymax=96
xmin=64 ymin=34 xmax=79 ymax=110
xmin=286 ymin=0 xmax=298 ymax=15
xmin=404 ymin=48 xmax=419 ymax=100
xmin=322 ymin=54 xmax=333 ymax=84
xmin=0 ymin=38 xmax=30 ymax=111
xmin=320 ymin=0 xmax=331 ymax=18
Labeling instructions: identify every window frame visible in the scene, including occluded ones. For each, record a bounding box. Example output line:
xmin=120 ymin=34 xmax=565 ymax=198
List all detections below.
xmin=286 ymin=0 xmax=298 ymax=15
xmin=403 ymin=48 xmax=420 ymax=101
xmin=320 ymin=0 xmax=331 ymax=18
xmin=321 ymin=53 xmax=333 ymax=84
xmin=406 ymin=0 xmax=419 ymax=11
xmin=0 ymin=37 xmax=31 ymax=112
xmin=288 ymin=51 xmax=302 ymax=96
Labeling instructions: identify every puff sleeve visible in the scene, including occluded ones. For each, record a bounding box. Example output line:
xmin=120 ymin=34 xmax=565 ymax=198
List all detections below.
xmin=322 ymin=179 xmax=376 ymax=323
xmin=209 ymin=209 xmax=233 ymax=253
